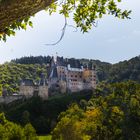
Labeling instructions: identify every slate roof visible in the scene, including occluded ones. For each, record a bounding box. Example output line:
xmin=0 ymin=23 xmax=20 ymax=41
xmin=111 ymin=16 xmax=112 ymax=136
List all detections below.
xmin=21 ymin=79 xmax=34 ymax=86
xmin=39 ymin=79 xmax=48 ymax=86
xmin=39 ymin=73 xmax=48 ymax=85
xmin=67 ymin=59 xmax=81 ymax=68
xmin=56 ymin=57 xmax=82 ymax=68
xmin=56 ymin=56 xmax=66 ymax=66
xmin=49 ymin=67 xmax=58 ymax=78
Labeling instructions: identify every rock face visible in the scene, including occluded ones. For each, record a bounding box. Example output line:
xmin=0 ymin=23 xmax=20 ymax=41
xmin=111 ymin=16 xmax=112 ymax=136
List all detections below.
xmin=0 ymin=0 xmax=53 ymax=32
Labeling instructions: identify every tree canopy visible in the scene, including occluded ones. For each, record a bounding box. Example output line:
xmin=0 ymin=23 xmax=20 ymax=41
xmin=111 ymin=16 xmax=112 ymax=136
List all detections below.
xmin=0 ymin=0 xmax=131 ymax=41
xmin=0 ymin=113 xmax=38 ymax=140
xmin=52 ymin=81 xmax=140 ymax=140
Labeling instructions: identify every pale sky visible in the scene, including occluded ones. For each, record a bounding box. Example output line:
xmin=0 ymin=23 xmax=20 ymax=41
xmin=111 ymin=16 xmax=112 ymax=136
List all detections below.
xmin=0 ymin=0 xmax=140 ymax=64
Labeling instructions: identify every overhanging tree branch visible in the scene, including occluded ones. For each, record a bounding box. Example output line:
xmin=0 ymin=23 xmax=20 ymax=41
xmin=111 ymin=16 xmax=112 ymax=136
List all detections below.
xmin=0 ymin=0 xmax=54 ymax=32
xmin=0 ymin=0 xmax=131 ymax=42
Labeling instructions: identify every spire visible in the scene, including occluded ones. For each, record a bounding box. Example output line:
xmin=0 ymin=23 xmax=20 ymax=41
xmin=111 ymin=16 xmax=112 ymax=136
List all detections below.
xmin=54 ymin=52 xmax=58 ymax=64
xmin=40 ymin=73 xmax=47 ymax=86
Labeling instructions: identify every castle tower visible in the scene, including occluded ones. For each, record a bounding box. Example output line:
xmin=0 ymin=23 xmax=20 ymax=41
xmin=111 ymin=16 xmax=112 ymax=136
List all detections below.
xmin=38 ymin=74 xmax=48 ymax=100
xmin=59 ymin=80 xmax=67 ymax=93
xmin=19 ymin=79 xmax=35 ymax=98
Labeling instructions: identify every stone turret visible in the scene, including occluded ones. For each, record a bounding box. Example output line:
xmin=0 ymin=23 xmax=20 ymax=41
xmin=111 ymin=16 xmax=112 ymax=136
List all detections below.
xmin=38 ymin=74 xmax=48 ymax=100
xmin=19 ymin=79 xmax=35 ymax=98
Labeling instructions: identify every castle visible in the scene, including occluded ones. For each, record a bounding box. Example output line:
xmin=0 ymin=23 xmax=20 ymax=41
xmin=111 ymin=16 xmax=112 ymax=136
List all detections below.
xmin=48 ymin=56 xmax=97 ymax=95
xmin=0 ymin=56 xmax=97 ymax=103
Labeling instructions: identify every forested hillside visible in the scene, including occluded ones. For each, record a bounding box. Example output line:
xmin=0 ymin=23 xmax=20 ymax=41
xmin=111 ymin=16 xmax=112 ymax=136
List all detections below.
xmin=12 ymin=56 xmax=52 ymax=65
xmin=81 ymin=55 xmax=140 ymax=83
xmin=1 ymin=55 xmax=140 ymax=94
xmin=108 ymin=56 xmax=140 ymax=82
xmin=12 ymin=55 xmax=112 ymax=82
xmin=13 ymin=55 xmax=140 ymax=83
xmin=0 ymin=62 xmax=47 ymax=94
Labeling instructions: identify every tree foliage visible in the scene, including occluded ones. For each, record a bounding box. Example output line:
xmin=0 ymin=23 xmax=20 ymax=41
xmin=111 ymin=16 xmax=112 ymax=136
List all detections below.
xmin=0 ymin=0 xmax=131 ymax=41
xmin=52 ymin=81 xmax=140 ymax=140
xmin=0 ymin=113 xmax=38 ymax=140
xmin=0 ymin=91 xmax=92 ymax=134
xmin=0 ymin=62 xmax=48 ymax=94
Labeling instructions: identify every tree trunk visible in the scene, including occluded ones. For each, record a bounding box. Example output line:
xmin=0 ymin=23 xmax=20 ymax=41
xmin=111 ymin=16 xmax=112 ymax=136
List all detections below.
xmin=0 ymin=0 xmax=53 ymax=32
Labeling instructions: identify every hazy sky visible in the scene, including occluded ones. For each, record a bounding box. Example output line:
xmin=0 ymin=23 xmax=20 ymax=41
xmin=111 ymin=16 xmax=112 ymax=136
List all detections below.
xmin=0 ymin=0 xmax=140 ymax=64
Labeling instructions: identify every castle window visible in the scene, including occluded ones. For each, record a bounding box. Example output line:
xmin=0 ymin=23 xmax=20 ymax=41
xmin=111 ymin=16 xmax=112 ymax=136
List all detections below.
xmin=56 ymin=84 xmax=59 ymax=87
xmin=83 ymin=79 xmax=86 ymax=83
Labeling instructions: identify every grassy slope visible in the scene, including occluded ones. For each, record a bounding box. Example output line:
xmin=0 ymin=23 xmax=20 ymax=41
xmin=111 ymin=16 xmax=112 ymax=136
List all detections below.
xmin=38 ymin=135 xmax=52 ymax=140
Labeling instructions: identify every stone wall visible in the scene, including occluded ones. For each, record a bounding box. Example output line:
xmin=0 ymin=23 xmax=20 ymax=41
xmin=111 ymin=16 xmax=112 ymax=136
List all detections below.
xmin=38 ymin=86 xmax=48 ymax=100
xmin=57 ymin=66 xmax=66 ymax=79
xmin=0 ymin=95 xmax=23 ymax=104
xmin=19 ymin=85 xmax=34 ymax=98
xmin=59 ymin=80 xmax=66 ymax=93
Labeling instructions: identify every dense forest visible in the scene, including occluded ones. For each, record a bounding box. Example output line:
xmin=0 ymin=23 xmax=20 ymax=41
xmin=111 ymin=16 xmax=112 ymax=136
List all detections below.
xmin=52 ymin=81 xmax=140 ymax=140
xmin=0 ymin=113 xmax=38 ymax=139
xmin=1 ymin=55 xmax=140 ymax=94
xmin=0 ymin=91 xmax=93 ymax=134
